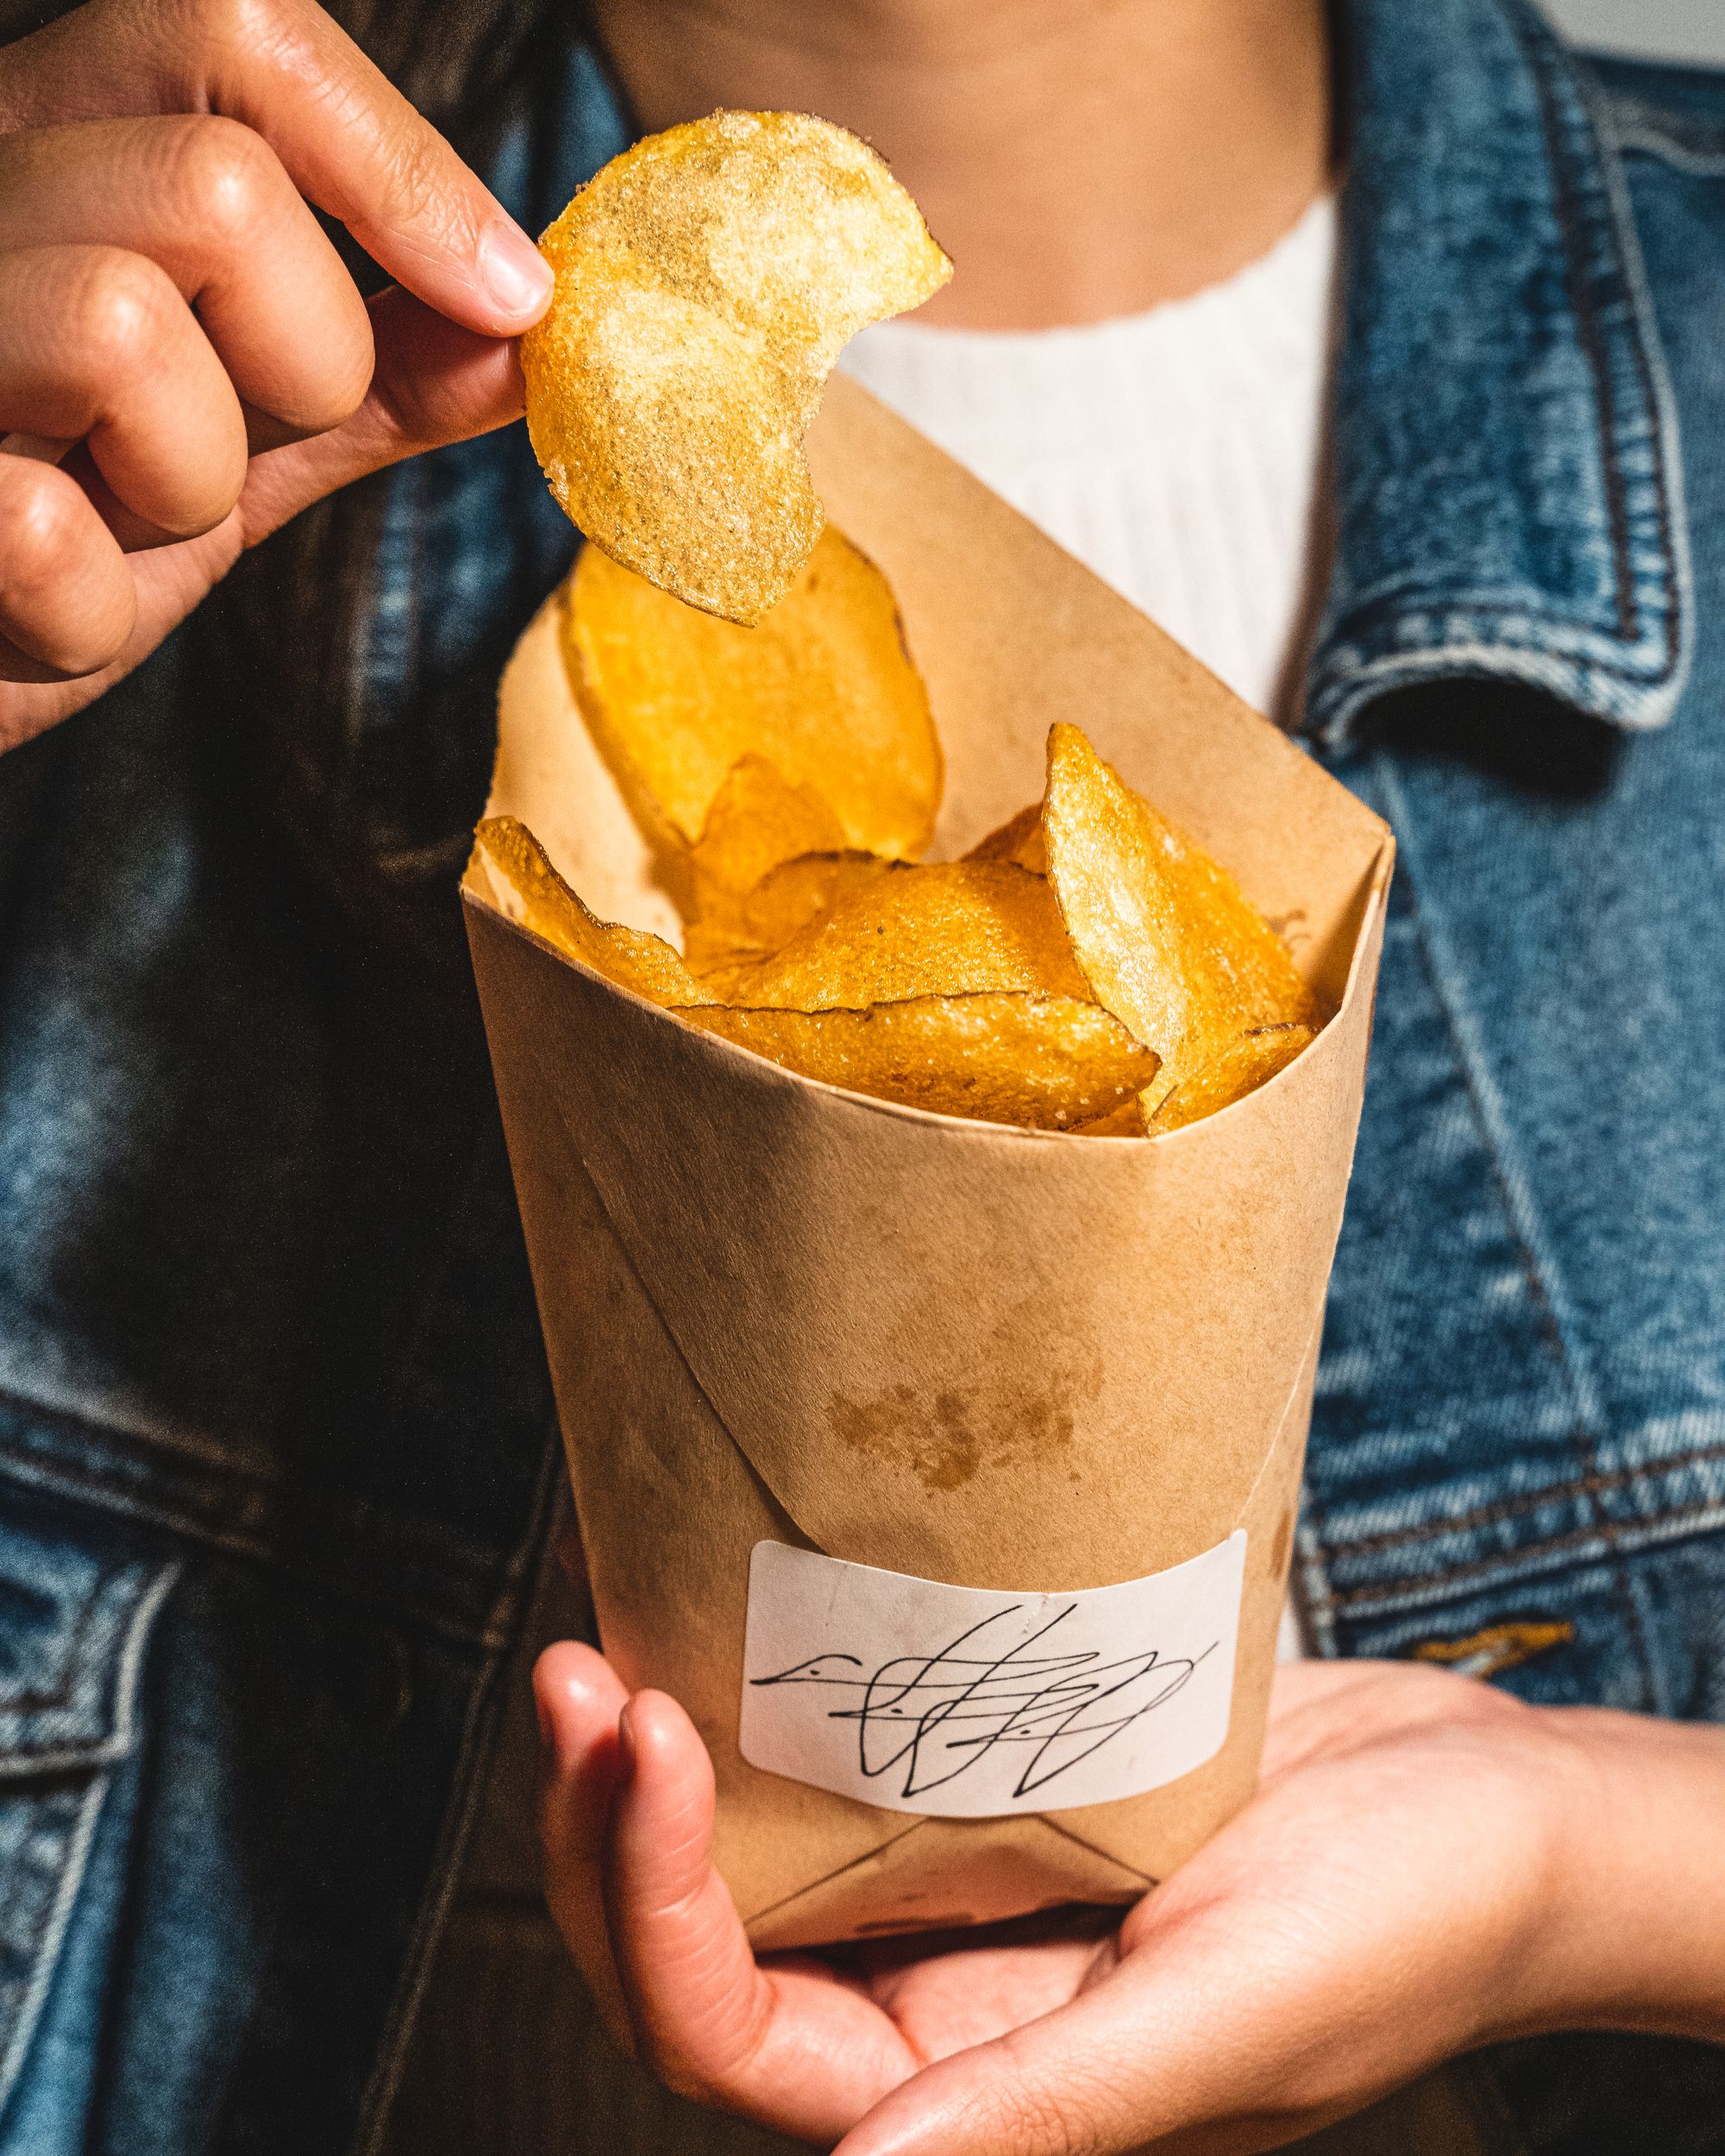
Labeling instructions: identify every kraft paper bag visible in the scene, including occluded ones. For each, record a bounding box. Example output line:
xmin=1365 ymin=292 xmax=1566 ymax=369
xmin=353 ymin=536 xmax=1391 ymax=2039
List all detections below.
xmin=464 ymin=374 xmax=1394 ymax=1949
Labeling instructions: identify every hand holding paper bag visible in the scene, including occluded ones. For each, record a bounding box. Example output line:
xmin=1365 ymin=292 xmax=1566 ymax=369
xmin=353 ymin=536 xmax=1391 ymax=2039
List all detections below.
xmin=535 ymin=1647 xmax=1582 ymax=2153
xmin=466 ymin=373 xmax=1391 ymax=1944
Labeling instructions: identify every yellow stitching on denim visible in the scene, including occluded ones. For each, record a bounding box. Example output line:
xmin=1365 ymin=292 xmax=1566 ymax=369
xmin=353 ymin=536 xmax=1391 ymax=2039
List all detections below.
xmin=1408 ymin=1620 xmax=1575 ymax=1680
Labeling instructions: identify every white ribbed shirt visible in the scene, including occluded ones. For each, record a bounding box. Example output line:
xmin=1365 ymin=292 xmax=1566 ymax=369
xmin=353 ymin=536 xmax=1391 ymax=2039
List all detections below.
xmin=843 ymin=199 xmax=1339 ymax=1658
xmin=839 ymin=193 xmax=1338 ymax=725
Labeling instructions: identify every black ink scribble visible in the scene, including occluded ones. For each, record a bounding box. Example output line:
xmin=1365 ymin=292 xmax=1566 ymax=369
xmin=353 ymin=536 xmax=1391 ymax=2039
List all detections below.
xmin=750 ymin=1605 xmax=1218 ymax=1802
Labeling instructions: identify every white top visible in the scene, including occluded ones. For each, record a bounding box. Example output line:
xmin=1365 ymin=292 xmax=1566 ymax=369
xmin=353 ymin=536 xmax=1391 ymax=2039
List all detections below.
xmin=842 ymin=199 xmax=1340 ymax=1658
xmin=839 ymin=192 xmax=1339 ymax=725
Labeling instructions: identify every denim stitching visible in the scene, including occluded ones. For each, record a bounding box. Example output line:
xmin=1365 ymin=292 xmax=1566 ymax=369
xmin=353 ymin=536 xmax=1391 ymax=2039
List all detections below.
xmin=1515 ymin=4 xmax=1644 ymax=641
xmin=348 ymin=1429 xmax=562 ymax=2156
xmin=1332 ymin=1497 xmax=1725 ymax=1614
xmin=1314 ymin=765 xmax=1659 ymax=1696
xmin=1321 ymin=1438 xmax=1725 ymax=1559
xmin=0 ymin=1397 xmax=510 ymax=1653
xmin=0 ymin=1561 xmax=178 ymax=2128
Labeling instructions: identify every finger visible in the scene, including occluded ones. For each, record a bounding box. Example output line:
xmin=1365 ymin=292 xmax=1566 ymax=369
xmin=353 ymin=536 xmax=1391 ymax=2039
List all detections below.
xmin=233 ymin=282 xmax=524 ymax=541
xmin=0 ymin=246 xmax=248 ymax=537
xmin=0 ymin=508 xmax=241 ymax=745
xmin=831 ymin=1946 xmax=1346 ymax=2156
xmin=0 ymin=279 xmax=524 ymax=744
xmin=0 ymin=116 xmax=373 ymax=436
xmin=0 ymin=446 xmax=135 ymax=674
xmin=607 ymin=1690 xmax=916 ymax=2140
xmin=535 ymin=1643 xmax=635 ymax=2047
xmin=0 ymin=0 xmax=553 ymax=336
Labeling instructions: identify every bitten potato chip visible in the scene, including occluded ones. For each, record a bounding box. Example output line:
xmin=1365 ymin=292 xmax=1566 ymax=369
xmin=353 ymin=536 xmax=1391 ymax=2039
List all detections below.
xmin=562 ymin=527 xmax=942 ymax=872
xmin=723 ymin=860 xmax=1091 ymax=1009
xmin=467 ymin=817 xmax=712 ymax=1007
xmin=1145 ymin=1025 xmax=1317 ymax=1135
xmin=689 ymin=994 xmax=1157 ymax=1131
xmin=1043 ymin=723 xmax=1318 ymax=1106
xmin=523 ymin=111 xmax=951 ymax=622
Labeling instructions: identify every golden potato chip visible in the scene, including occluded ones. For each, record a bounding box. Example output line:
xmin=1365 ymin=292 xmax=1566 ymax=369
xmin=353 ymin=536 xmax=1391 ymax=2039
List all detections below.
xmin=1072 ymin=1097 xmax=1148 ymax=1139
xmin=724 ymin=860 xmax=1090 ymax=1009
xmin=693 ymin=755 xmax=845 ymax=897
xmin=563 ymin=527 xmax=943 ymax=873
xmin=683 ymin=755 xmax=847 ymax=968
xmin=685 ymin=847 xmax=894 ymax=981
xmin=684 ymin=993 xmax=1157 ymax=1131
xmin=1145 ymin=1025 xmax=1317 ymax=1135
xmin=523 ymin=111 xmax=952 ymax=622
xmin=965 ymin=802 xmax=1045 ymax=874
xmin=467 ymin=817 xmax=712 ymax=1007
xmin=1043 ymin=723 xmax=1318 ymax=1105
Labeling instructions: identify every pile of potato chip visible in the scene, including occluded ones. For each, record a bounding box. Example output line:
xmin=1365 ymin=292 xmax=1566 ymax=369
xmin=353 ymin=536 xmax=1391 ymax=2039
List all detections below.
xmin=471 ymin=530 xmax=1321 ymax=1137
xmin=493 ymin=109 xmax=1321 ymax=1132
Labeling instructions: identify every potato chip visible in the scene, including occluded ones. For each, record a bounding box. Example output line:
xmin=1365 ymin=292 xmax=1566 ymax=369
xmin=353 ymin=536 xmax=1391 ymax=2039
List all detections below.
xmin=686 ymin=847 xmax=894 ymax=981
xmin=1072 ymin=1096 xmax=1148 ymax=1139
xmin=523 ymin=111 xmax=952 ymax=623
xmin=965 ymin=802 xmax=1045 ymax=874
xmin=563 ymin=527 xmax=942 ymax=872
xmin=1043 ymin=723 xmax=1318 ymax=1105
xmin=724 ymin=860 xmax=1090 ymax=1009
xmin=693 ymin=755 xmax=845 ymax=897
xmin=1146 ymin=1025 xmax=1317 ymax=1135
xmin=467 ymin=817 xmax=712 ymax=1006
xmin=685 ymin=994 xmax=1157 ymax=1131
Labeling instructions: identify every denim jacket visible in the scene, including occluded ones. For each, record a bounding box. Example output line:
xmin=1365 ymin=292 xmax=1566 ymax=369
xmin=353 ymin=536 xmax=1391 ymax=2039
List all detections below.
xmin=2 ymin=1 xmax=1724 ymax=2149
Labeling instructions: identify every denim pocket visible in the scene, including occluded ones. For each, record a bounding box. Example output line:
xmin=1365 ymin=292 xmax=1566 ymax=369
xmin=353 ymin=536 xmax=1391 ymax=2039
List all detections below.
xmin=0 ymin=1507 xmax=178 ymax=2119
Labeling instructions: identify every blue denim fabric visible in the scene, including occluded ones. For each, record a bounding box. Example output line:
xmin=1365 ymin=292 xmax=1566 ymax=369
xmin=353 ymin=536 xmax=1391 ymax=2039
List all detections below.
xmin=1 ymin=3 xmax=1723 ymax=2149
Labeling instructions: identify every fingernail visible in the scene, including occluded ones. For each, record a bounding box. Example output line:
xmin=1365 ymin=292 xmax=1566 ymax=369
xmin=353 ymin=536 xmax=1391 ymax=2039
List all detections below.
xmin=480 ymin=218 xmax=554 ymax=322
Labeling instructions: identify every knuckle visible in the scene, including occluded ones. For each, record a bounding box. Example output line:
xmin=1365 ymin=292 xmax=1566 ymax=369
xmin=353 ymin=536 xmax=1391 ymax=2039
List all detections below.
xmin=179 ymin=0 xmax=292 ymax=59
xmin=69 ymin=249 xmax=179 ymax=372
xmin=166 ymin=114 xmax=280 ymax=241
xmin=0 ymin=466 xmax=84 ymax=599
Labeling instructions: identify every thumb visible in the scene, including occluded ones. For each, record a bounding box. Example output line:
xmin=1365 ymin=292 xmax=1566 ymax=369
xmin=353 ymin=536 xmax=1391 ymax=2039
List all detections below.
xmin=236 ymin=281 xmax=530 ymax=542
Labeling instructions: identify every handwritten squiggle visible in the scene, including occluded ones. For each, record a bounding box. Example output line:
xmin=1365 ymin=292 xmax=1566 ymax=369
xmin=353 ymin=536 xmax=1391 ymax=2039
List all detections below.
xmin=750 ymin=1605 xmax=1216 ymax=1801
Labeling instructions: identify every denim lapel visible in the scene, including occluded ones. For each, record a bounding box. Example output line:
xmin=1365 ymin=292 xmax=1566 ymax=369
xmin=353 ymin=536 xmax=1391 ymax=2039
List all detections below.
xmin=1307 ymin=0 xmax=1692 ymax=745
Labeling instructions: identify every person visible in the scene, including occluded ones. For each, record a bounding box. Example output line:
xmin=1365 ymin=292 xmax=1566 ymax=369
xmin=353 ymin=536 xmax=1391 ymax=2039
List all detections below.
xmin=0 ymin=1 xmax=1722 ymax=2152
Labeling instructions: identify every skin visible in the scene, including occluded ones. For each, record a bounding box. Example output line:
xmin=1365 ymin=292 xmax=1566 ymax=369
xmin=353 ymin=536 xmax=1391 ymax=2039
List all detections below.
xmin=591 ymin=0 xmax=1334 ymax=329
xmin=536 ymin=1647 xmax=1725 ymax=2153
xmin=4 ymin=3 xmax=1722 ymax=2147
xmin=0 ymin=0 xmax=555 ymax=745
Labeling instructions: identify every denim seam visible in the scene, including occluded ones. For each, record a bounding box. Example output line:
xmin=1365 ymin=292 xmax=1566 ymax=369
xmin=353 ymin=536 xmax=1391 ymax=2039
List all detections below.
xmin=0 ymin=1403 xmax=507 ymax=1653
xmin=0 ymin=1561 xmax=178 ymax=2131
xmin=1570 ymin=34 xmax=1697 ymax=705
xmin=1312 ymin=770 xmax=1658 ymax=1698
xmin=1613 ymin=130 xmax=1725 ymax=178
xmin=1329 ymin=1496 xmax=1725 ymax=1616
xmin=1313 ymin=595 xmax=1678 ymax=661
xmin=1310 ymin=11 xmax=1693 ymax=746
xmin=348 ymin=1425 xmax=563 ymax=2156
xmin=1320 ymin=1438 xmax=1725 ymax=1559
xmin=1518 ymin=5 xmax=1644 ymax=641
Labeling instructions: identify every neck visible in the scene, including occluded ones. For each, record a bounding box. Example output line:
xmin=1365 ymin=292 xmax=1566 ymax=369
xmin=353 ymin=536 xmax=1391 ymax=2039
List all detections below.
xmin=586 ymin=0 xmax=1333 ymax=330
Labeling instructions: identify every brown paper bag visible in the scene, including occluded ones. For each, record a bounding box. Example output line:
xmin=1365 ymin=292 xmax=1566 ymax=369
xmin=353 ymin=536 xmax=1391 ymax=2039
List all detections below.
xmin=464 ymin=375 xmax=1393 ymax=1949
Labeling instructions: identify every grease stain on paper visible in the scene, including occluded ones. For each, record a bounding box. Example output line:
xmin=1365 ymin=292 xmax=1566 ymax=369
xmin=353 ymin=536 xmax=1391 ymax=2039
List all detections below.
xmin=829 ymin=1382 xmax=1077 ymax=1492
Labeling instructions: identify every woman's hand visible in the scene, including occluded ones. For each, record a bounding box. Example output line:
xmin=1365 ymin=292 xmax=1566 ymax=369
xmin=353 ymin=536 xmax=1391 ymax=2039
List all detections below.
xmin=0 ymin=0 xmax=555 ymax=749
xmin=536 ymin=1642 xmax=1725 ymax=2153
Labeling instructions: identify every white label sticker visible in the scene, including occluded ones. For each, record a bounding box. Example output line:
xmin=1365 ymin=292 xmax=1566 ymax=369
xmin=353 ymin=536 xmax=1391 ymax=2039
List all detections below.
xmin=738 ymin=1533 xmax=1246 ymax=1818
